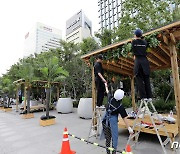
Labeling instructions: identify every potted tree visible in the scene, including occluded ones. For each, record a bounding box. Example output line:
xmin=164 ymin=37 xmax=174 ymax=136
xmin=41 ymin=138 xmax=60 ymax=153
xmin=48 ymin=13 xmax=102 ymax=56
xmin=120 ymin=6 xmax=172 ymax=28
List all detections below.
xmin=18 ymin=59 xmax=37 ymax=119
xmin=37 ymin=54 xmax=69 ymax=126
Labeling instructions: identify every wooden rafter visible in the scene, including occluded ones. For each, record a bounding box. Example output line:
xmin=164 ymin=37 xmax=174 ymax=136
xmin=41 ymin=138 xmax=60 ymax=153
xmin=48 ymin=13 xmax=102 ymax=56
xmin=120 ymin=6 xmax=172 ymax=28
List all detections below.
xmin=150 ymin=49 xmax=169 ymax=65
xmin=102 ymin=64 xmax=133 ymax=76
xmin=117 ymin=61 xmax=133 ymax=69
xmin=108 ymin=62 xmax=133 ymax=72
xmin=147 ymin=56 xmax=161 ymax=66
xmin=119 ymin=57 xmax=134 ymax=65
xmin=159 ymin=44 xmax=170 ymax=57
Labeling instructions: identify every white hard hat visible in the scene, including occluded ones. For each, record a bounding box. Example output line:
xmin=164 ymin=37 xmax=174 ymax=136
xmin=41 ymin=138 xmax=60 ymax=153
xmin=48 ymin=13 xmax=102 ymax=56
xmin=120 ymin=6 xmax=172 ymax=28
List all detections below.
xmin=114 ymin=89 xmax=124 ymax=101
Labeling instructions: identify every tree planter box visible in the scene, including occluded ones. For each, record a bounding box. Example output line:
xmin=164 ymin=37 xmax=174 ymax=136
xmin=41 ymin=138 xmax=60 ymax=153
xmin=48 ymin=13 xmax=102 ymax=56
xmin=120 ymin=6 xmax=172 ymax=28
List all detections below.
xmin=40 ymin=118 xmax=56 ymax=127
xmin=0 ymin=107 xmax=4 ymax=110
xmin=3 ymin=107 xmax=12 ymax=112
xmin=22 ymin=113 xmax=34 ymax=119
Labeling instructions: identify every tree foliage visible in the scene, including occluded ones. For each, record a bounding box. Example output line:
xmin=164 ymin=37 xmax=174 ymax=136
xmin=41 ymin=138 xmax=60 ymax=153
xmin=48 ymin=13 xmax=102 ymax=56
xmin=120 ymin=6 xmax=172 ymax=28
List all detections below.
xmin=115 ymin=0 xmax=174 ymax=41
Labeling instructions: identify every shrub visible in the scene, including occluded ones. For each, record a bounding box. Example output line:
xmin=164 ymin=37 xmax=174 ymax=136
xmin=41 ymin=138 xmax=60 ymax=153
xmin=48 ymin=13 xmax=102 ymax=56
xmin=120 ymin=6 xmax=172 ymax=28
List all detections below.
xmin=122 ymin=96 xmax=132 ymax=108
xmin=153 ymin=99 xmax=175 ymax=113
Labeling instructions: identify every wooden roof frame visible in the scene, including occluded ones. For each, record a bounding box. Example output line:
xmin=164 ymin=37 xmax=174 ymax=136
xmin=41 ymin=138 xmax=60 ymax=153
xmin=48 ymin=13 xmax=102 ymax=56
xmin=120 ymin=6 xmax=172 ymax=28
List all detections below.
xmin=81 ymin=20 xmax=180 ymax=137
xmin=13 ymin=79 xmax=60 ymax=86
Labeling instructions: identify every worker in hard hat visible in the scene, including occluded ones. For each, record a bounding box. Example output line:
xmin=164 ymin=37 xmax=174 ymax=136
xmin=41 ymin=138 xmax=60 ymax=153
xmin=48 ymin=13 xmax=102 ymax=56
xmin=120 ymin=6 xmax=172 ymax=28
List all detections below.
xmin=102 ymin=82 xmax=133 ymax=154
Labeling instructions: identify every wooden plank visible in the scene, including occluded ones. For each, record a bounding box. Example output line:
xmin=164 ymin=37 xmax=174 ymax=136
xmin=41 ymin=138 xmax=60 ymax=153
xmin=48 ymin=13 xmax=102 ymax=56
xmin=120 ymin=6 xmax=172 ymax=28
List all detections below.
xmin=91 ymin=66 xmax=97 ymax=130
xmin=3 ymin=108 xmax=12 ymax=112
xmin=118 ymin=114 xmax=178 ymax=141
xmin=119 ymin=57 xmax=134 ymax=65
xmin=159 ymin=44 xmax=170 ymax=57
xmin=109 ymin=62 xmax=132 ymax=72
xmin=169 ymin=43 xmax=180 ymax=138
xmin=103 ymin=64 xmax=133 ymax=76
xmin=24 ymin=85 xmax=27 ymax=112
xmin=117 ymin=61 xmax=134 ymax=69
xmin=170 ymin=33 xmax=176 ymax=45
xmin=22 ymin=113 xmax=34 ymax=119
xmin=57 ymin=86 xmax=60 ymax=101
xmin=131 ymin=77 xmax=136 ymax=111
xmin=40 ymin=118 xmax=56 ymax=127
xmin=150 ymin=49 xmax=169 ymax=65
xmin=16 ymin=85 xmax=19 ymax=112
xmin=173 ymin=30 xmax=180 ymax=38
xmin=81 ymin=21 xmax=180 ymax=59
xmin=147 ymin=57 xmax=161 ymax=66
xmin=162 ymin=35 xmax=169 ymax=45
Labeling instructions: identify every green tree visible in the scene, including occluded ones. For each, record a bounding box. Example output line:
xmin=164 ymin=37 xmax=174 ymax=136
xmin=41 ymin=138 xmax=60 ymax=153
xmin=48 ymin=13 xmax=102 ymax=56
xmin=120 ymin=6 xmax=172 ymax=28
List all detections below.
xmin=95 ymin=29 xmax=113 ymax=47
xmin=37 ymin=53 xmax=69 ymax=119
xmin=115 ymin=0 xmax=173 ymax=41
xmin=80 ymin=37 xmax=99 ymax=55
xmin=18 ymin=57 xmax=37 ymax=114
xmin=172 ymin=0 xmax=180 ymax=20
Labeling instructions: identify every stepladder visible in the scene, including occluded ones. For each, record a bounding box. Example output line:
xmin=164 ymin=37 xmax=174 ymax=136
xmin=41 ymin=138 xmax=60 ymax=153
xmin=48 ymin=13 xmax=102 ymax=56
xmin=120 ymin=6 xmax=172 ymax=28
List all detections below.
xmin=87 ymin=106 xmax=105 ymax=141
xmin=127 ymin=98 xmax=172 ymax=154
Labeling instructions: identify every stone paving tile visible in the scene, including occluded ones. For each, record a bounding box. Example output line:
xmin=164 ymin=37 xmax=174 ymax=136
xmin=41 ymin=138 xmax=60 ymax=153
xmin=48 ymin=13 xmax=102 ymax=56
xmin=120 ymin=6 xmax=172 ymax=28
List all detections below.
xmin=0 ymin=108 xmax=180 ymax=154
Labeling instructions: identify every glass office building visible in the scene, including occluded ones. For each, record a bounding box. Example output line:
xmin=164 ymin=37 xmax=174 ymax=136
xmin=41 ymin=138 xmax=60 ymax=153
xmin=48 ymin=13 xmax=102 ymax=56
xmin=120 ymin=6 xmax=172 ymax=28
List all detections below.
xmin=66 ymin=10 xmax=92 ymax=44
xmin=98 ymin=0 xmax=124 ymax=31
xmin=24 ymin=22 xmax=62 ymax=57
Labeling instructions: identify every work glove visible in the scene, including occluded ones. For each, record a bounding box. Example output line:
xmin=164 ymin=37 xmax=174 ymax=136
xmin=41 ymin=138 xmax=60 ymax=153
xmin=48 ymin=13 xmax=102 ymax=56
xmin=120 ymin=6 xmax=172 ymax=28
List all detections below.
xmin=128 ymin=127 xmax=134 ymax=134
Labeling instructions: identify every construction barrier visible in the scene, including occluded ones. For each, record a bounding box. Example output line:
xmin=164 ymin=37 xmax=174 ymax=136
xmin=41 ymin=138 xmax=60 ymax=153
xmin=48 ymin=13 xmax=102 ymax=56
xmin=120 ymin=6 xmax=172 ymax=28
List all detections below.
xmin=67 ymin=132 xmax=123 ymax=153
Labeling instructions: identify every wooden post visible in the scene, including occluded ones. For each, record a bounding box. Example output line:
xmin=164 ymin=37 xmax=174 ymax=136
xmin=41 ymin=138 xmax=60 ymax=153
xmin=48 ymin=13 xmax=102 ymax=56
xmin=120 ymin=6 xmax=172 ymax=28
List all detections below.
xmin=16 ymin=85 xmax=19 ymax=112
xmin=57 ymin=85 xmax=60 ymax=101
xmin=92 ymin=66 xmax=97 ymax=129
xmin=131 ymin=76 xmax=136 ymax=111
xmin=169 ymin=33 xmax=180 ymax=138
xmin=24 ymin=84 xmax=27 ymax=112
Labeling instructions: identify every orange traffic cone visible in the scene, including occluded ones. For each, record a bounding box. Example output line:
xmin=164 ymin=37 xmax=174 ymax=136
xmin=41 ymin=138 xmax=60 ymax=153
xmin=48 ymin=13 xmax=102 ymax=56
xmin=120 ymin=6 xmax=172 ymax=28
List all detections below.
xmin=60 ymin=127 xmax=76 ymax=154
xmin=126 ymin=144 xmax=133 ymax=154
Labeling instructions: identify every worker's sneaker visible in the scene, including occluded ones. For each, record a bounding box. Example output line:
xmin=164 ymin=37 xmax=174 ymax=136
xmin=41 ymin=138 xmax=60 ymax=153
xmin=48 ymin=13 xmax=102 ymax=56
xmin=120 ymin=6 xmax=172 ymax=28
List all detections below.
xmin=96 ymin=105 xmax=105 ymax=109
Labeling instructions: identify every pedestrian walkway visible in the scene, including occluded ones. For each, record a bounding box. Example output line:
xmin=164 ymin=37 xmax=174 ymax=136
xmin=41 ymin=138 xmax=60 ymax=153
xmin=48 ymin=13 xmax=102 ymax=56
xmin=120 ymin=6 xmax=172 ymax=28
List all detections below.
xmin=0 ymin=107 xmax=179 ymax=154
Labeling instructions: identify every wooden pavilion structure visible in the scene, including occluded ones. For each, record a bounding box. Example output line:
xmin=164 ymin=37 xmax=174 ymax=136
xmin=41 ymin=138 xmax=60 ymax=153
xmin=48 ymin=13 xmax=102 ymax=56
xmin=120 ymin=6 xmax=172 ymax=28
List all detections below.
xmin=81 ymin=21 xmax=180 ymax=137
xmin=13 ymin=79 xmax=60 ymax=112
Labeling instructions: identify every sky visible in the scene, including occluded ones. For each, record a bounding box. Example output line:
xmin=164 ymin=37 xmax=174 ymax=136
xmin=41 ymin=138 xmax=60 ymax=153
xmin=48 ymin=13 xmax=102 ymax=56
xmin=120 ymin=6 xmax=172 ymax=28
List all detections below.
xmin=0 ymin=0 xmax=99 ymax=76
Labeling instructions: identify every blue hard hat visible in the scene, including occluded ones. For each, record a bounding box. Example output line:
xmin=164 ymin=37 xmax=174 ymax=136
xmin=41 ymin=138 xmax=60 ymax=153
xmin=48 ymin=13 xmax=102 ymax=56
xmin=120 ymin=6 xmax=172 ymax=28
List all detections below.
xmin=134 ymin=29 xmax=143 ymax=37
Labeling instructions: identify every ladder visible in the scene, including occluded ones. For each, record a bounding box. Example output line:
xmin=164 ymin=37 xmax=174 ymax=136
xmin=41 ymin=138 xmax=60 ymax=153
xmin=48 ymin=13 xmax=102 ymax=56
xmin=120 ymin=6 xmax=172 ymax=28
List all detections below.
xmin=127 ymin=98 xmax=172 ymax=154
xmin=87 ymin=106 xmax=105 ymax=141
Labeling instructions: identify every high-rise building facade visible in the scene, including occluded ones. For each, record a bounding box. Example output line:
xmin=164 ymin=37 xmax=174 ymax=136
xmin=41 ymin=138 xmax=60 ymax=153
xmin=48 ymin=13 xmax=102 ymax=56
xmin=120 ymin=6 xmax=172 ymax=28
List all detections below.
xmin=24 ymin=22 xmax=62 ymax=57
xmin=98 ymin=0 xmax=123 ymax=31
xmin=66 ymin=10 xmax=92 ymax=43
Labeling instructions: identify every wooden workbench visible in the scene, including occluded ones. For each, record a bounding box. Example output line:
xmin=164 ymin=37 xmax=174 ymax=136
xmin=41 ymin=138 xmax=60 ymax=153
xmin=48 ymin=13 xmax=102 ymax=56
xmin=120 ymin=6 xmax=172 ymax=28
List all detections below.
xmin=118 ymin=114 xmax=178 ymax=142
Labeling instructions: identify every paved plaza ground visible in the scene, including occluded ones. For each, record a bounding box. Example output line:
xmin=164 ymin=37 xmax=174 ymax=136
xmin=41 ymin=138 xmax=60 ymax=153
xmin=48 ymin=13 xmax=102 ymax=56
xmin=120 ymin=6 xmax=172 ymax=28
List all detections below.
xmin=0 ymin=106 xmax=179 ymax=154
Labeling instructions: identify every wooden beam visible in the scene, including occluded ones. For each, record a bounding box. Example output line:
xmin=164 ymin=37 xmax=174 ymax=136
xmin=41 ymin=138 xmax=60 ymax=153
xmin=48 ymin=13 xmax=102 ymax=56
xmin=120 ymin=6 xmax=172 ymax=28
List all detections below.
xmin=130 ymin=77 xmax=136 ymax=111
xmin=119 ymin=57 xmax=134 ymax=65
xmin=103 ymin=64 xmax=133 ymax=76
xmin=173 ymin=30 xmax=180 ymax=38
xmin=109 ymin=62 xmax=132 ymax=72
xmin=81 ymin=21 xmax=180 ymax=60
xmin=169 ymin=42 xmax=180 ymax=138
xmin=151 ymin=65 xmax=170 ymax=71
xmin=117 ymin=61 xmax=134 ymax=69
xmin=16 ymin=85 xmax=19 ymax=112
xmin=162 ymin=35 xmax=169 ymax=45
xmin=159 ymin=44 xmax=170 ymax=57
xmin=170 ymin=33 xmax=176 ymax=45
xmin=147 ymin=57 xmax=161 ymax=66
xmin=91 ymin=66 xmax=97 ymax=130
xmin=150 ymin=49 xmax=169 ymax=65
xmin=57 ymin=86 xmax=60 ymax=101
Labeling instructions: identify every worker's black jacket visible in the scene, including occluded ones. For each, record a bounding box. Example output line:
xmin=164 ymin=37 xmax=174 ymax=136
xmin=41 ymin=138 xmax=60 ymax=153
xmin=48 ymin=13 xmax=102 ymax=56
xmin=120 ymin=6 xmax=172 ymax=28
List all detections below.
xmin=132 ymin=39 xmax=150 ymax=76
